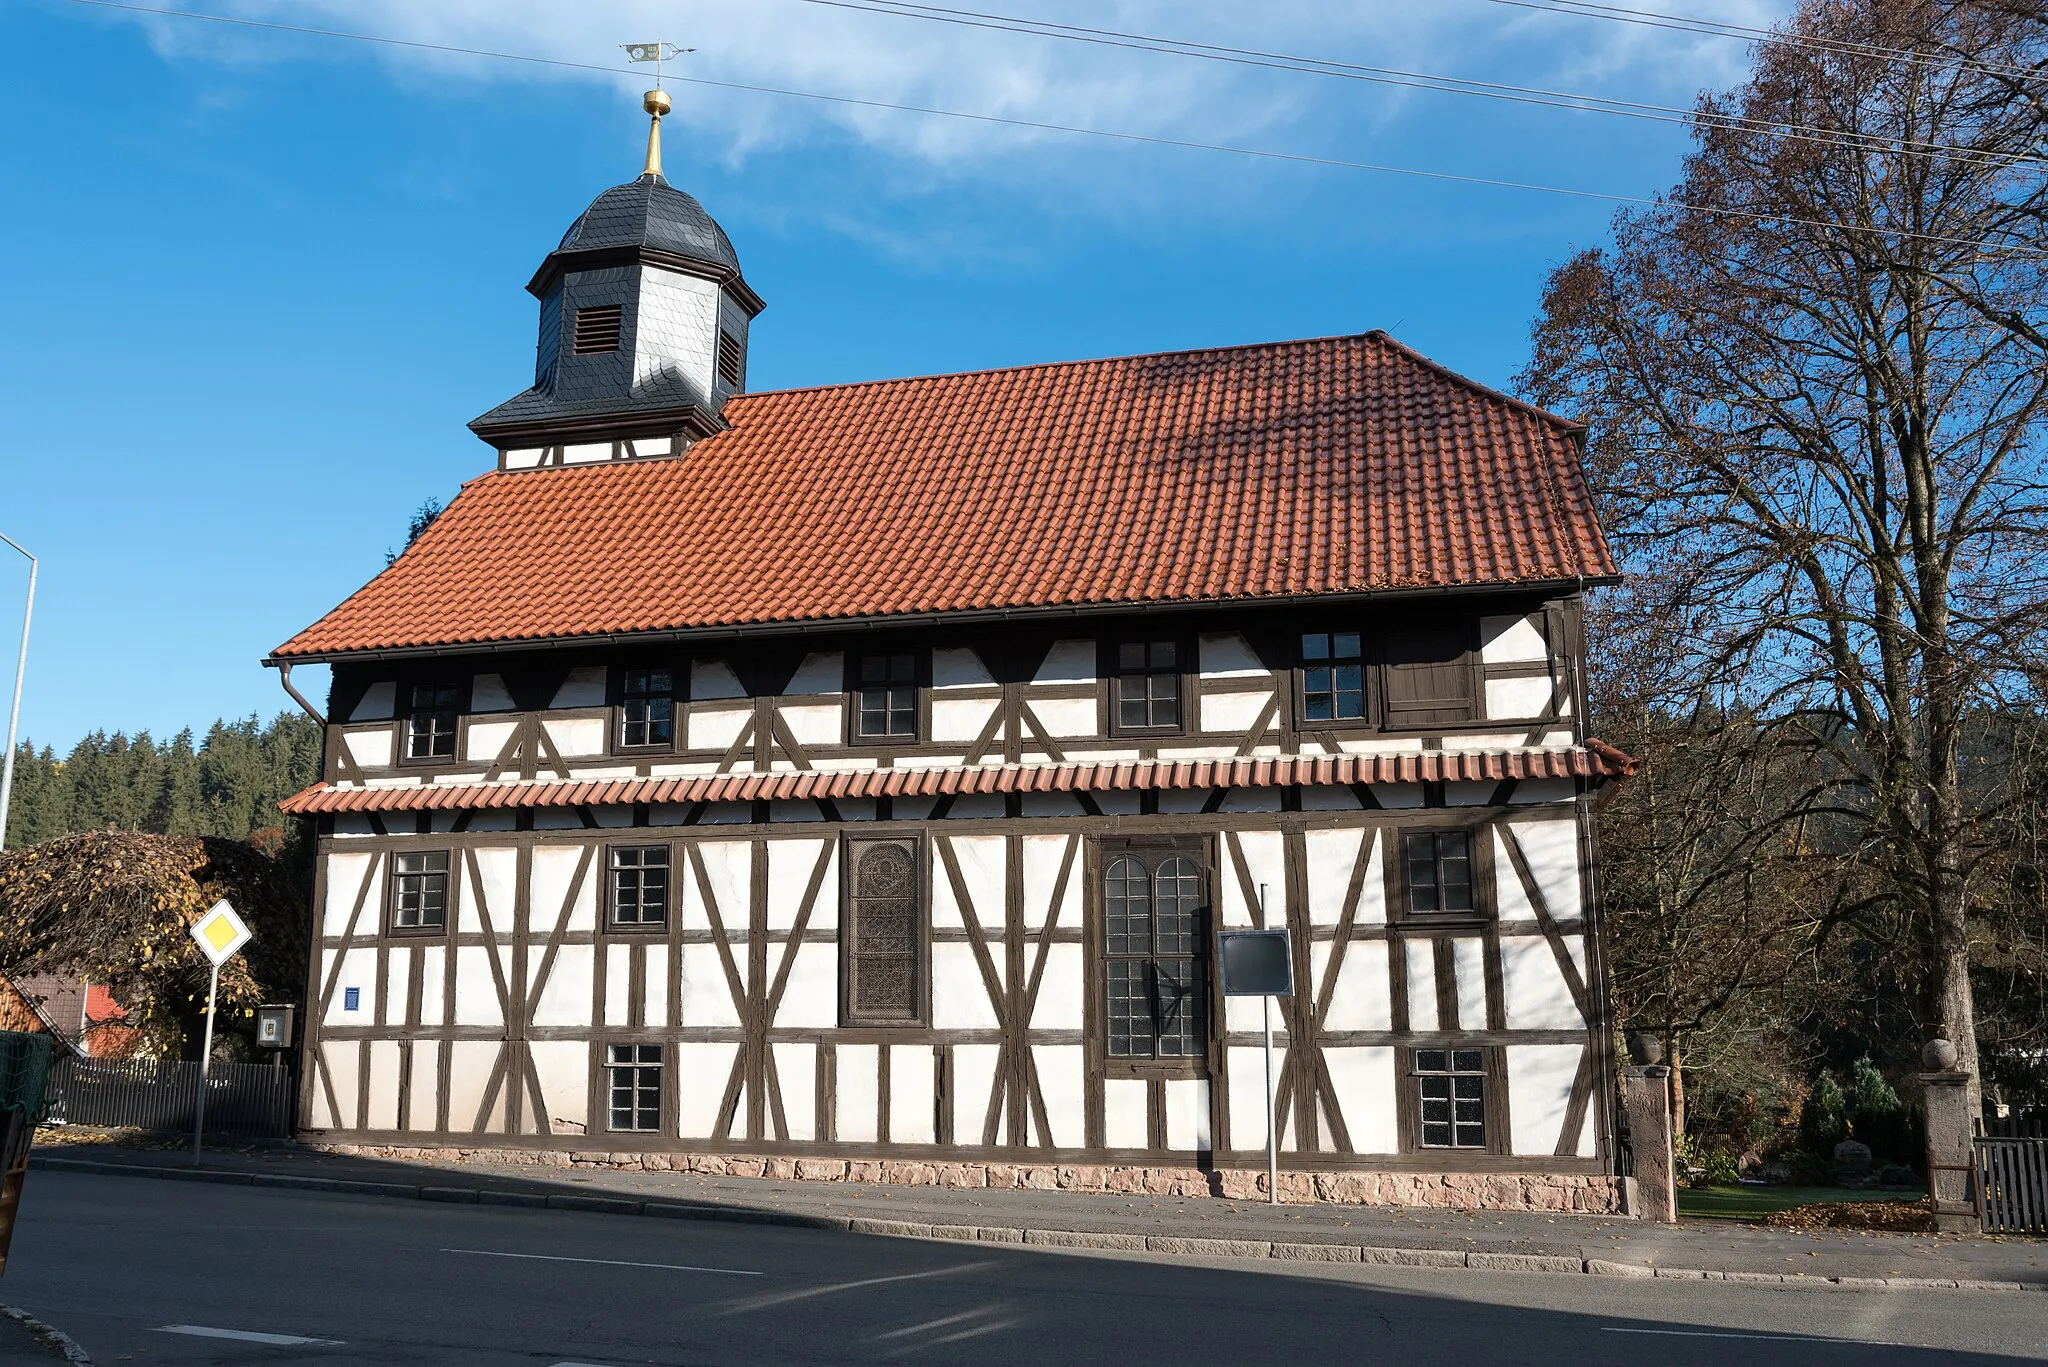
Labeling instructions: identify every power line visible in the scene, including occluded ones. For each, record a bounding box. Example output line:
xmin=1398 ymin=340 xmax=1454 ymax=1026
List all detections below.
xmin=793 ymin=0 xmax=2044 ymax=171
xmin=60 ymin=0 xmax=2048 ymax=258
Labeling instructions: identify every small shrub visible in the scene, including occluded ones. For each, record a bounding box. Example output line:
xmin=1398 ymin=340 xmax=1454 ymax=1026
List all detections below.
xmin=1798 ymin=1071 xmax=1850 ymax=1155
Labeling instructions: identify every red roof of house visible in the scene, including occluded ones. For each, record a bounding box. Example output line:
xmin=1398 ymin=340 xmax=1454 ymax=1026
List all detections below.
xmin=273 ymin=333 xmax=1613 ymax=660
xmin=277 ymin=745 xmax=1635 ymax=815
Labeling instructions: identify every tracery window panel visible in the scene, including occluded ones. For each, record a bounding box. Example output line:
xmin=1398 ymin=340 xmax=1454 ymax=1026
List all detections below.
xmin=620 ymin=668 xmax=675 ymax=748
xmin=845 ymin=837 xmax=924 ymax=1024
xmin=1301 ymin=631 xmax=1366 ymax=722
xmin=1102 ymin=845 xmax=1210 ymax=1061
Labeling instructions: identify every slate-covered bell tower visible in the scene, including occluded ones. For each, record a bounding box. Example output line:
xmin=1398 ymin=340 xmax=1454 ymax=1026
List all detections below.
xmin=471 ymin=89 xmax=766 ymax=468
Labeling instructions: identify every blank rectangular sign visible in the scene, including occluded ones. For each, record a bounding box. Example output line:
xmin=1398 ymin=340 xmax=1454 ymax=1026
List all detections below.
xmin=1218 ymin=930 xmax=1293 ymax=997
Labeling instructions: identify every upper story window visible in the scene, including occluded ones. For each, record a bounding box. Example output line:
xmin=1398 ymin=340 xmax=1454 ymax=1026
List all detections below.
xmin=1113 ymin=640 xmax=1182 ymax=732
xmin=389 ymin=851 xmax=451 ymax=934
xmin=573 ymin=304 xmax=623 ymax=355
xmin=608 ymin=846 xmax=670 ymax=930
xmin=854 ymin=652 xmax=918 ymax=741
xmin=619 ymin=668 xmax=675 ymax=749
xmin=843 ymin=837 xmax=924 ymax=1025
xmin=1101 ymin=839 xmax=1209 ymax=1062
xmin=717 ymin=330 xmax=745 ymax=390
xmin=1403 ymin=830 xmax=1475 ymax=918
xmin=1381 ymin=622 xmax=1478 ymax=728
xmin=405 ymin=683 xmax=460 ymax=761
xmin=1301 ymin=631 xmax=1366 ymax=722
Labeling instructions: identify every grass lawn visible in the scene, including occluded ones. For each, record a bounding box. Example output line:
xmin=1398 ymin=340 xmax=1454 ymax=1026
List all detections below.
xmin=1677 ymin=1185 xmax=1922 ymax=1221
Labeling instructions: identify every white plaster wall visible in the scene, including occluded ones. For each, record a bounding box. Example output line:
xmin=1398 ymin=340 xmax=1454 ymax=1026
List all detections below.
xmin=1025 ymin=697 xmax=1096 ymax=738
xmin=1505 ymin=818 xmax=1585 ymax=921
xmin=1315 ymin=941 xmax=1392 ymax=1031
xmin=838 ymin=1043 xmax=880 ymax=1143
xmin=446 ymin=1041 xmax=499 ymax=1133
xmin=931 ymin=647 xmax=994 ymax=688
xmin=1507 ymin=1044 xmax=1585 ymax=1156
xmin=407 ymin=1044 xmax=440 ymax=1131
xmin=471 ymin=673 xmax=516 ymax=712
xmin=1029 ymin=944 xmax=1084 ymax=1030
xmin=1500 ymin=936 xmax=1585 ymax=1029
xmin=315 ymin=1043 xmax=359 ymax=1129
xmin=1104 ymin=1078 xmax=1148 ymax=1149
xmin=1200 ymin=689 xmax=1272 ymax=733
xmin=690 ymin=706 xmax=750 ymax=751
xmin=325 ymin=949 xmax=377 ymax=1027
xmin=1405 ymin=941 xmax=1439 ymax=1031
xmin=1325 ymin=1047 xmax=1398 ymax=1154
xmin=1227 ymin=1046 xmax=1269 ymax=1150
xmin=775 ymin=944 xmax=838 ymax=1029
xmin=1218 ymin=789 xmax=1284 ymax=814
xmin=891 ymin=1045 xmax=936 ymax=1144
xmin=679 ymin=944 xmax=741 ymax=1028
xmin=931 ymin=698 xmax=999 ymax=745
xmin=366 ymin=1041 xmax=402 ymax=1130
xmin=530 ymin=845 xmax=594 ymax=937
xmin=766 ymin=840 xmax=830 ymax=929
xmin=773 ymin=1043 xmax=816 ymax=1141
xmin=1221 ymin=832 xmax=1285 ymax=927
xmin=418 ymin=946 xmax=445 ymax=1027
xmin=324 ymin=852 xmax=379 ymax=935
xmin=946 ymin=836 xmax=1007 ymax=927
xmin=1165 ymin=1079 xmax=1210 ymax=1152
xmin=529 ymin=944 xmax=594 ymax=1028
xmin=343 ymin=729 xmax=394 ymax=770
xmin=1453 ymin=937 xmax=1488 ymax=1027
xmin=952 ymin=1044 xmax=1000 ymax=1144
xmin=1021 ymin=836 xmax=1076 ymax=929
xmin=695 ymin=841 xmax=752 ymax=927
xmin=564 ymin=443 xmax=609 ymax=464
xmin=676 ymin=1043 xmax=740 ymax=1138
xmin=454 ymin=948 xmax=503 ymax=1027
xmin=646 ymin=945 xmax=674 ymax=1028
xmin=779 ymin=704 xmax=841 ymax=747
xmin=931 ymin=944 xmax=999 ymax=1029
xmin=1304 ymin=828 xmax=1369 ymax=925
xmin=692 ymin=660 xmax=747 ymax=700
xmin=1300 ymin=787 xmax=1365 ymax=812
xmin=382 ymin=947 xmax=410 ymax=1028
xmin=552 ymin=667 xmax=607 ymax=708
xmin=1485 ymin=676 xmax=1556 ymax=720
xmin=1033 ymin=640 xmax=1095 ymax=683
xmin=786 ymin=652 xmax=843 ymax=696
xmin=468 ymin=847 xmax=518 ymax=935
xmin=604 ymin=943 xmax=631 ymax=1027
xmin=543 ymin=716 xmax=606 ymax=758
xmin=1199 ymin=632 xmax=1268 ymax=678
xmin=1034 ymin=1044 xmax=1084 ymax=1148
xmin=529 ymin=1041 xmax=589 ymax=1135
xmin=1480 ymin=614 xmax=1549 ymax=663
xmin=350 ymin=682 xmax=396 ymax=721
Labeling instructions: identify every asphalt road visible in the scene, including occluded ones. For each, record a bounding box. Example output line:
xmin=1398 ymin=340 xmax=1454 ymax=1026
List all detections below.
xmin=2 ymin=1172 xmax=2044 ymax=1366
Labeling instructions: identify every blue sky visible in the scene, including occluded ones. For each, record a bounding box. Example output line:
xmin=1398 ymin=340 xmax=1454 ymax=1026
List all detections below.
xmin=0 ymin=0 xmax=1781 ymax=753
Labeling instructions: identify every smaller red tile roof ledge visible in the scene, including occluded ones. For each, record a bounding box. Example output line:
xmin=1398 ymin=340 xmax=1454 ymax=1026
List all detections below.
xmin=279 ymin=745 xmax=1636 ymax=816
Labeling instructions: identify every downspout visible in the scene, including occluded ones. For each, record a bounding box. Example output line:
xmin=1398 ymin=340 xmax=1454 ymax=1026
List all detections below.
xmin=274 ymin=662 xmax=326 ymax=727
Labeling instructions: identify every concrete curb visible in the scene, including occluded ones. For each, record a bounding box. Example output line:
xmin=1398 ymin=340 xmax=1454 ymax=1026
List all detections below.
xmin=2 ymin=1303 xmax=92 ymax=1364
xmin=30 ymin=1155 xmax=2042 ymax=1293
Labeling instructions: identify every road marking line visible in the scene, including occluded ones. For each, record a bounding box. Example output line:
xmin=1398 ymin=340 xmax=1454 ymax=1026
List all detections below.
xmin=1602 ymin=1327 xmax=1904 ymax=1347
xmin=442 ymin=1247 xmax=763 ymax=1276
xmin=156 ymin=1325 xmax=343 ymax=1346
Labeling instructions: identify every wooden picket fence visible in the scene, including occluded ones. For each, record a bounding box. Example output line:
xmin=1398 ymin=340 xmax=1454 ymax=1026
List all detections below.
xmin=1975 ymin=1119 xmax=2048 ymax=1235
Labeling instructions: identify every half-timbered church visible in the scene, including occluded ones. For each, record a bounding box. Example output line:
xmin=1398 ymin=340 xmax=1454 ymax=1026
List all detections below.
xmin=272 ymin=92 xmax=1635 ymax=1213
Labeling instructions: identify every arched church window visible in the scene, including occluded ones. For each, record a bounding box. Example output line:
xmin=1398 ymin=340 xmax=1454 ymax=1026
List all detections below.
xmin=1102 ymin=843 xmax=1209 ymax=1060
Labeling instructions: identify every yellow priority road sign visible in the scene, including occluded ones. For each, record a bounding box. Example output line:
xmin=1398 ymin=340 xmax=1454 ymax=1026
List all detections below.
xmin=189 ymin=900 xmax=251 ymax=967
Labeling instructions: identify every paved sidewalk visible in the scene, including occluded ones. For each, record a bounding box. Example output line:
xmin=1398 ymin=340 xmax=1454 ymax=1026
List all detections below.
xmin=28 ymin=1140 xmax=2047 ymax=1289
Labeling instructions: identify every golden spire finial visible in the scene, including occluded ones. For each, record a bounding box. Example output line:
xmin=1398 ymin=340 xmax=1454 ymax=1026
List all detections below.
xmin=642 ymin=87 xmax=672 ymax=178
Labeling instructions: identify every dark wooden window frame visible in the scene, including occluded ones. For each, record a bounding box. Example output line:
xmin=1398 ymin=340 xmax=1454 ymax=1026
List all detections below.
xmin=603 ymin=842 xmax=672 ymax=935
xmin=1294 ymin=628 xmax=1370 ymax=730
xmin=397 ymin=680 xmax=466 ymax=767
xmin=1375 ymin=616 xmax=1483 ymax=732
xmin=573 ymin=303 xmax=624 ymax=356
xmin=385 ymin=849 xmax=455 ymax=937
xmin=844 ymin=649 xmax=925 ymax=747
xmin=611 ymin=663 xmax=682 ymax=756
xmin=1102 ymin=637 xmax=1192 ymax=738
xmin=838 ymin=833 xmax=931 ymax=1027
xmin=1395 ymin=1044 xmax=1509 ymax=1156
xmin=1094 ymin=835 xmax=1212 ymax=1078
xmin=602 ymin=1041 xmax=666 ymax=1133
xmin=1391 ymin=824 xmax=1495 ymax=926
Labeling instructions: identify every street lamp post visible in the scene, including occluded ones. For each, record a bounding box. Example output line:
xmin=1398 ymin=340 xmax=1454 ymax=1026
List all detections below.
xmin=0 ymin=535 xmax=36 ymax=855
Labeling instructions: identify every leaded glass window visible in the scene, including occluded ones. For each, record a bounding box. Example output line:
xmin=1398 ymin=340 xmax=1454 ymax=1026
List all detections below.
xmin=1301 ymin=631 xmax=1366 ymax=721
xmin=620 ymin=668 xmax=675 ymax=748
xmin=609 ymin=845 xmax=669 ymax=928
xmin=406 ymin=682 xmax=460 ymax=760
xmin=1102 ymin=844 xmax=1209 ymax=1060
xmin=845 ymin=838 xmax=921 ymax=1023
xmin=1115 ymin=641 xmax=1181 ymax=730
xmin=607 ymin=1043 xmax=662 ymax=1131
xmin=1414 ymin=1048 xmax=1488 ymax=1149
xmin=1404 ymin=831 xmax=1475 ymax=916
xmin=390 ymin=851 xmax=450 ymax=932
xmin=855 ymin=653 xmax=918 ymax=739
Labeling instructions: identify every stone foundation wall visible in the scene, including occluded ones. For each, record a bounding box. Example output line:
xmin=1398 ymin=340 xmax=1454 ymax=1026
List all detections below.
xmin=305 ymin=1143 xmax=1628 ymax=1216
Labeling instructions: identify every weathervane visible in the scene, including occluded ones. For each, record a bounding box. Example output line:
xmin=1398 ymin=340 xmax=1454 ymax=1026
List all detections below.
xmin=623 ymin=40 xmax=694 ymax=179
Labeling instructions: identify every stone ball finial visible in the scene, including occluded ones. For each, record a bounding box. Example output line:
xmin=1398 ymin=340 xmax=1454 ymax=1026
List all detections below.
xmin=1922 ymin=1038 xmax=1958 ymax=1071
xmin=1628 ymin=1032 xmax=1665 ymax=1066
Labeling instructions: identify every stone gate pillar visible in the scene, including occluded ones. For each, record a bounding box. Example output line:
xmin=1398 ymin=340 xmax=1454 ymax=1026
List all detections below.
xmin=1919 ymin=1038 xmax=1978 ymax=1235
xmin=1620 ymin=1034 xmax=1676 ymax=1224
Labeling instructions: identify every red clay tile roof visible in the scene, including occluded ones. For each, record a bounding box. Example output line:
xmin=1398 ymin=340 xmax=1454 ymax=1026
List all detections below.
xmin=273 ymin=332 xmax=1614 ymax=660
xmin=276 ymin=746 xmax=1634 ymax=816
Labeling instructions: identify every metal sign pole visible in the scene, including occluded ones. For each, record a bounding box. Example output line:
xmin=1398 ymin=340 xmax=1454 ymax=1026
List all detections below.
xmin=1259 ymin=884 xmax=1278 ymax=1206
xmin=192 ymin=960 xmax=219 ymax=1163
